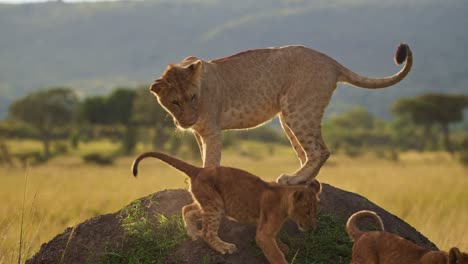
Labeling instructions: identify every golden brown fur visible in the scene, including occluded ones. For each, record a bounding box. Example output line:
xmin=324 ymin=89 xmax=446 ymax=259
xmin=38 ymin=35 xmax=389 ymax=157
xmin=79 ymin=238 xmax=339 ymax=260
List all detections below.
xmin=346 ymin=210 xmax=468 ymax=264
xmin=149 ymin=44 xmax=412 ymax=185
xmin=132 ymin=152 xmax=322 ymax=264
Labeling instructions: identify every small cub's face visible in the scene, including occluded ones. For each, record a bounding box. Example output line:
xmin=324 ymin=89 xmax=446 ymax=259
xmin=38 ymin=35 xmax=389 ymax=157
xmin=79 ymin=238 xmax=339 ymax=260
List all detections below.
xmin=289 ymin=181 xmax=321 ymax=232
xmin=150 ymin=60 xmax=203 ymax=129
xmin=449 ymin=247 xmax=468 ymax=264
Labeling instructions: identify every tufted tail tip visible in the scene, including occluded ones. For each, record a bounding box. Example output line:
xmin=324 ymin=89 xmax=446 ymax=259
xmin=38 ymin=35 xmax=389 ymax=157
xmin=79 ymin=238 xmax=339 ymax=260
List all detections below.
xmin=394 ymin=43 xmax=410 ymax=65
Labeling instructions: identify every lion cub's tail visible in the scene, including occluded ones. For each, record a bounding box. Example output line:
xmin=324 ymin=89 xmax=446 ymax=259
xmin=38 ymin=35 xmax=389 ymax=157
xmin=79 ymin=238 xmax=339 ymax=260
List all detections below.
xmin=337 ymin=43 xmax=413 ymax=89
xmin=132 ymin=152 xmax=201 ymax=179
xmin=346 ymin=210 xmax=384 ymax=242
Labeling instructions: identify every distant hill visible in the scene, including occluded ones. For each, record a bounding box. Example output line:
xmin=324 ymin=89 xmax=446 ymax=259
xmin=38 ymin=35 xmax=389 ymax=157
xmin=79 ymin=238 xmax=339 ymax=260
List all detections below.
xmin=1 ymin=0 xmax=467 ymax=119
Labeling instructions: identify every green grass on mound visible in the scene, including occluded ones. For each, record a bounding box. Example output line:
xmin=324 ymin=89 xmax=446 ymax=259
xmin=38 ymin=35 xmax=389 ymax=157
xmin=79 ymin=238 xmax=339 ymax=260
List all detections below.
xmin=283 ymin=214 xmax=352 ymax=264
xmin=97 ymin=203 xmax=352 ymax=264
xmin=98 ymin=200 xmax=186 ymax=264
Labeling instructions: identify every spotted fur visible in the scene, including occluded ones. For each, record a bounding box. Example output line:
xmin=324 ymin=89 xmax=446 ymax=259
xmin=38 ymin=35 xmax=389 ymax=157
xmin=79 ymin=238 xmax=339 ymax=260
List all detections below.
xmin=150 ymin=44 xmax=413 ymax=184
xmin=132 ymin=151 xmax=322 ymax=264
xmin=346 ymin=210 xmax=468 ymax=264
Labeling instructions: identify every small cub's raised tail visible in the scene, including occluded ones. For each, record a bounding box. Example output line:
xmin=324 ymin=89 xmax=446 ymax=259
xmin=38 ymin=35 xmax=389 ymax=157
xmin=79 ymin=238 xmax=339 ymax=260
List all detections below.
xmin=346 ymin=210 xmax=385 ymax=242
xmin=131 ymin=151 xmax=201 ymax=178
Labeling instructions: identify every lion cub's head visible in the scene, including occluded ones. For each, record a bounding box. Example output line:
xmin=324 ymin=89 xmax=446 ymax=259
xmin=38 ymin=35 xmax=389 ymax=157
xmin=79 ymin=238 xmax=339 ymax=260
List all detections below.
xmin=288 ymin=180 xmax=322 ymax=232
xmin=150 ymin=57 xmax=203 ymax=129
xmin=450 ymin=247 xmax=468 ymax=264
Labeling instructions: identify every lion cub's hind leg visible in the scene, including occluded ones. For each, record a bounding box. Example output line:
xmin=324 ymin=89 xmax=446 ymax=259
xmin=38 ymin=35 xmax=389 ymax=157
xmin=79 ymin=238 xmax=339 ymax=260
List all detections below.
xmin=279 ymin=113 xmax=306 ymax=166
xmin=200 ymin=204 xmax=237 ymax=254
xmin=182 ymin=202 xmax=202 ymax=240
xmin=277 ymin=96 xmax=331 ymax=185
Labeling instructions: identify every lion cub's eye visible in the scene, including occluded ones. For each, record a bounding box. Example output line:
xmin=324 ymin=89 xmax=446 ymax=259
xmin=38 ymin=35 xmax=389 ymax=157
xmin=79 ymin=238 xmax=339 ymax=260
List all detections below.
xmin=191 ymin=94 xmax=197 ymax=102
xmin=171 ymin=100 xmax=180 ymax=107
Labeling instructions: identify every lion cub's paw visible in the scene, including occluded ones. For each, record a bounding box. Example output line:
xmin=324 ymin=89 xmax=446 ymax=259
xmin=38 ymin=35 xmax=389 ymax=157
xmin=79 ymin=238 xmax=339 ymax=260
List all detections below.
xmin=276 ymin=173 xmax=306 ymax=185
xmin=278 ymin=242 xmax=289 ymax=255
xmin=186 ymin=229 xmax=202 ymax=241
xmin=218 ymin=243 xmax=238 ymax=254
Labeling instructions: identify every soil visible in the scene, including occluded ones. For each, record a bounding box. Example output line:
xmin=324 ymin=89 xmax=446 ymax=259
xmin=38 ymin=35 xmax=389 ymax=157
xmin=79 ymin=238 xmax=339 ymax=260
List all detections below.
xmin=26 ymin=184 xmax=438 ymax=264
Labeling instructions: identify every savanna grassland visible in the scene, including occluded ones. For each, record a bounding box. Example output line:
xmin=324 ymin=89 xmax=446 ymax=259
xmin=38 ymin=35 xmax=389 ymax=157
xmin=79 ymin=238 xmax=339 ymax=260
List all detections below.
xmin=0 ymin=140 xmax=467 ymax=264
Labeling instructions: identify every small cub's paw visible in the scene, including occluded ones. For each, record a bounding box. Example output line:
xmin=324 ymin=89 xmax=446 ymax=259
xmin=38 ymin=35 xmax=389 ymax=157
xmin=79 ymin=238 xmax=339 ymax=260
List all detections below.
xmin=276 ymin=174 xmax=306 ymax=185
xmin=224 ymin=243 xmax=237 ymax=254
xmin=187 ymin=230 xmax=201 ymax=241
xmin=217 ymin=243 xmax=237 ymax=254
xmin=278 ymin=243 xmax=289 ymax=255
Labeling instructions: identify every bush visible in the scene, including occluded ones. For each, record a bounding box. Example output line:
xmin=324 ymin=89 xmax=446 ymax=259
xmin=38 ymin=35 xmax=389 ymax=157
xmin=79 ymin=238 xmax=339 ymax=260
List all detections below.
xmin=69 ymin=132 xmax=80 ymax=149
xmin=121 ymin=126 xmax=137 ymax=155
xmin=167 ymin=136 xmax=182 ymax=155
xmin=236 ymin=126 xmax=288 ymax=144
xmin=373 ymin=148 xmax=399 ymax=161
xmin=458 ymin=135 xmax=468 ymax=166
xmin=82 ymin=153 xmax=114 ymax=165
xmin=460 ymin=151 xmax=468 ymax=166
xmin=53 ymin=142 xmax=68 ymax=155
xmin=14 ymin=151 xmax=49 ymax=167
xmin=0 ymin=142 xmax=13 ymax=166
xmin=342 ymin=145 xmax=363 ymax=158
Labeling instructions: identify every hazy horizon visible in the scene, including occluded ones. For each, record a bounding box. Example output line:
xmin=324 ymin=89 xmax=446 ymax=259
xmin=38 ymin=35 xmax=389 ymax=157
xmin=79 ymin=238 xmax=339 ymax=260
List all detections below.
xmin=1 ymin=0 xmax=466 ymax=119
xmin=0 ymin=0 xmax=118 ymax=3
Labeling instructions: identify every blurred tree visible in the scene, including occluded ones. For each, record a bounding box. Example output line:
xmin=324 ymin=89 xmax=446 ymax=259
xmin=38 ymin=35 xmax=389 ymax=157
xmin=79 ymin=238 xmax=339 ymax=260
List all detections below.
xmin=79 ymin=96 xmax=110 ymax=125
xmin=393 ymin=93 xmax=468 ymax=153
xmin=9 ymin=87 xmax=79 ymax=157
xmin=323 ymin=107 xmax=391 ymax=155
xmin=105 ymin=88 xmax=137 ymax=154
xmin=390 ymin=115 xmax=423 ymax=151
xmin=392 ymin=98 xmax=434 ymax=150
xmin=131 ymin=85 xmax=173 ymax=150
xmin=79 ymin=87 xmax=137 ymax=154
xmin=106 ymin=88 xmax=136 ymax=125
xmin=328 ymin=107 xmax=375 ymax=131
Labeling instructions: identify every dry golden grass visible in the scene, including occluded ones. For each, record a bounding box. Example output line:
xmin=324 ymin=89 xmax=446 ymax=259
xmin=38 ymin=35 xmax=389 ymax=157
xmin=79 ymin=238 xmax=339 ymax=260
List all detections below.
xmin=0 ymin=140 xmax=467 ymax=263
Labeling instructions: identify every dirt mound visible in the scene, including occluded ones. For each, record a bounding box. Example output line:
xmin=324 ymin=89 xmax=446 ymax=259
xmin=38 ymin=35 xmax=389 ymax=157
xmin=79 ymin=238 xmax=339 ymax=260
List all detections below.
xmin=26 ymin=184 xmax=438 ymax=264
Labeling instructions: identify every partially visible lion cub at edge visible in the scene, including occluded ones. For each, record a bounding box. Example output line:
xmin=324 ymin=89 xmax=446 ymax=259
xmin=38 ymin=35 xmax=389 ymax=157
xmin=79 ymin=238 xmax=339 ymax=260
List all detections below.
xmin=149 ymin=43 xmax=413 ymax=185
xmin=132 ymin=151 xmax=322 ymax=264
xmin=346 ymin=210 xmax=468 ymax=264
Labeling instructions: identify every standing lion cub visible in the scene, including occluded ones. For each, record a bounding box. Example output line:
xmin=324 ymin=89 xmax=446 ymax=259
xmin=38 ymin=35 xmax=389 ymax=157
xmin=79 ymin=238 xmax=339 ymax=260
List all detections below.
xmin=132 ymin=151 xmax=322 ymax=264
xmin=149 ymin=43 xmax=412 ymax=184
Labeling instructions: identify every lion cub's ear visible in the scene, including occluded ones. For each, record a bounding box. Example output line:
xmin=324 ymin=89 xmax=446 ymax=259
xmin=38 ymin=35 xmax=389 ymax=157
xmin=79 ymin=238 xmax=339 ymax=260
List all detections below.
xmin=185 ymin=60 xmax=203 ymax=84
xmin=308 ymin=179 xmax=322 ymax=200
xmin=183 ymin=56 xmax=199 ymax=63
xmin=150 ymin=79 xmax=167 ymax=94
xmin=292 ymin=190 xmax=304 ymax=203
xmin=449 ymin=247 xmax=462 ymax=264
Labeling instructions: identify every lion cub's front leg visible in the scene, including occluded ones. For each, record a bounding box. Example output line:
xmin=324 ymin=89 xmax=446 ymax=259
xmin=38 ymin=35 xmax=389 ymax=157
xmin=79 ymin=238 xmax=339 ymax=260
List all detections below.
xmin=200 ymin=131 xmax=222 ymax=167
xmin=276 ymin=237 xmax=289 ymax=255
xmin=256 ymin=211 xmax=288 ymax=264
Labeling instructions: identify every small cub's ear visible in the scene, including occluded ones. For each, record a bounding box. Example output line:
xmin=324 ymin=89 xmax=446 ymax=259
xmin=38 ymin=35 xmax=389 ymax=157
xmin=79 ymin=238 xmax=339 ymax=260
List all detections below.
xmin=186 ymin=60 xmax=203 ymax=83
xmin=308 ymin=179 xmax=322 ymax=196
xmin=149 ymin=79 xmax=166 ymax=94
xmin=292 ymin=190 xmax=304 ymax=203
xmin=449 ymin=247 xmax=462 ymax=264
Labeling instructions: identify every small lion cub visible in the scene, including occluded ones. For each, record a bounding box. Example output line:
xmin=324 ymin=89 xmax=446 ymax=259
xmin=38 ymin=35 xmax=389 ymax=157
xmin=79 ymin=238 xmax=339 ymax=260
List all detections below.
xmin=346 ymin=210 xmax=468 ymax=264
xmin=132 ymin=151 xmax=322 ymax=264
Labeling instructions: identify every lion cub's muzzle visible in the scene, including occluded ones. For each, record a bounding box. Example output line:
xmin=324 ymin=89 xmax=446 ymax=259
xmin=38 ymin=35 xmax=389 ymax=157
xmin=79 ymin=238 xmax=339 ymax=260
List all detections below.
xmin=175 ymin=117 xmax=198 ymax=129
xmin=176 ymin=113 xmax=198 ymax=128
xmin=298 ymin=222 xmax=316 ymax=232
